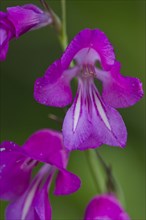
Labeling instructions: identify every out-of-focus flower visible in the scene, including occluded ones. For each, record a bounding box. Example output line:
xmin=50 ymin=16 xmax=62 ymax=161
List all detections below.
xmin=0 ymin=4 xmax=52 ymax=61
xmin=34 ymin=28 xmax=144 ymax=151
xmin=0 ymin=129 xmax=81 ymax=220
xmin=0 ymin=12 xmax=15 ymax=61
xmin=84 ymin=194 xmax=130 ymax=220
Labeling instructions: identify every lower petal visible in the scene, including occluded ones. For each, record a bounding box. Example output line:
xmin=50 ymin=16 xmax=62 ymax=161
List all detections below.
xmin=54 ymin=168 xmax=81 ymax=195
xmin=91 ymin=87 xmax=127 ymax=147
xmin=34 ymin=177 xmax=52 ymax=220
xmin=63 ymin=82 xmax=127 ymax=150
xmin=62 ymin=99 xmax=93 ymax=150
xmin=6 ymin=164 xmax=52 ymax=220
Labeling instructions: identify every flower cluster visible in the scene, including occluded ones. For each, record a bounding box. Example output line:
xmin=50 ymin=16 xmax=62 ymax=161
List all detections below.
xmin=0 ymin=2 xmax=144 ymax=220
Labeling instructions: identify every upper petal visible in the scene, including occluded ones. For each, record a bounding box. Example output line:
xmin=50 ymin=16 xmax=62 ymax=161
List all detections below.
xmin=0 ymin=141 xmax=32 ymax=201
xmin=34 ymin=60 xmax=78 ymax=107
xmin=97 ymin=62 xmax=144 ymax=108
xmin=61 ymin=29 xmax=115 ymax=71
xmin=22 ymin=129 xmax=67 ymax=168
xmin=84 ymin=194 xmax=130 ymax=220
xmin=7 ymin=4 xmax=52 ymax=37
xmin=54 ymin=168 xmax=81 ymax=195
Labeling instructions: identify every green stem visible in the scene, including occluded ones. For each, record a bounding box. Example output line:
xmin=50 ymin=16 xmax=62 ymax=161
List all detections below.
xmin=85 ymin=150 xmax=105 ymax=193
xmin=96 ymin=150 xmax=126 ymax=207
xmin=59 ymin=0 xmax=68 ymax=50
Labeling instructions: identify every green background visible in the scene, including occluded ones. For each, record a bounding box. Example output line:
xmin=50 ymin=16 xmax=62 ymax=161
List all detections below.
xmin=0 ymin=0 xmax=145 ymax=219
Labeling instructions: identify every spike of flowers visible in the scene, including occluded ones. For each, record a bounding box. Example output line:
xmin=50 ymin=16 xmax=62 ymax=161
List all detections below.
xmin=34 ymin=28 xmax=144 ymax=151
xmin=0 ymin=4 xmax=53 ymax=61
xmin=84 ymin=194 xmax=130 ymax=220
xmin=0 ymin=129 xmax=81 ymax=220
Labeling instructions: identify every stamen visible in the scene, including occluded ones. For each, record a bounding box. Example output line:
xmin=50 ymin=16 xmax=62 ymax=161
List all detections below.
xmin=21 ymin=158 xmax=37 ymax=170
xmin=81 ymin=64 xmax=96 ymax=78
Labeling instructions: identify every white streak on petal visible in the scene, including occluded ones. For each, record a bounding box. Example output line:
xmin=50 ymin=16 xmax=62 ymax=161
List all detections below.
xmin=21 ymin=175 xmax=42 ymax=220
xmin=93 ymin=91 xmax=111 ymax=130
xmin=0 ymin=148 xmax=6 ymax=152
xmin=73 ymin=90 xmax=82 ymax=132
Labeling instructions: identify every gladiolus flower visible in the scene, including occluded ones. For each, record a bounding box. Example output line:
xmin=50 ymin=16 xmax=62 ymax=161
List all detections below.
xmin=84 ymin=194 xmax=130 ymax=220
xmin=0 ymin=4 xmax=52 ymax=61
xmin=0 ymin=129 xmax=81 ymax=220
xmin=34 ymin=28 xmax=144 ymax=151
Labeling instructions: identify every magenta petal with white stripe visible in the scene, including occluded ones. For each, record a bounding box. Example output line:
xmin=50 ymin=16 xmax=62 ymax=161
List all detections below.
xmin=84 ymin=194 xmax=130 ymax=220
xmin=34 ymin=28 xmax=143 ymax=150
xmin=63 ymin=80 xmax=127 ymax=150
xmin=6 ymin=165 xmax=53 ymax=220
xmin=35 ymin=184 xmax=52 ymax=220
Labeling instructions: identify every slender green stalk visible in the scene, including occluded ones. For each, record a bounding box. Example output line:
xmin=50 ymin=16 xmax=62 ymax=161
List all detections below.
xmin=96 ymin=150 xmax=126 ymax=207
xmin=59 ymin=0 xmax=68 ymax=50
xmin=85 ymin=150 xmax=105 ymax=193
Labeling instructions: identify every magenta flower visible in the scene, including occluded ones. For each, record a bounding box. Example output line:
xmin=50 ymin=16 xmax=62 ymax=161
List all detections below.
xmin=0 ymin=4 xmax=52 ymax=61
xmin=84 ymin=194 xmax=130 ymax=220
xmin=0 ymin=129 xmax=81 ymax=220
xmin=34 ymin=29 xmax=144 ymax=151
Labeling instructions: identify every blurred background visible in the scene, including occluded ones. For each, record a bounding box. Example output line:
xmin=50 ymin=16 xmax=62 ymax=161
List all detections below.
xmin=0 ymin=0 xmax=145 ymax=219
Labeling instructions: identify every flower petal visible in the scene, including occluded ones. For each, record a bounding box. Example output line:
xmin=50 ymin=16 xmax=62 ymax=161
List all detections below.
xmin=0 ymin=33 xmax=9 ymax=61
xmin=91 ymin=86 xmax=127 ymax=147
xmin=54 ymin=168 xmax=81 ymax=195
xmin=62 ymin=89 xmax=94 ymax=150
xmin=7 ymin=4 xmax=52 ymax=37
xmin=34 ymin=189 xmax=52 ymax=220
xmin=5 ymin=164 xmax=52 ymax=220
xmin=61 ymin=29 xmax=115 ymax=71
xmin=34 ymin=176 xmax=52 ymax=220
xmin=98 ymin=62 xmax=144 ymax=108
xmin=0 ymin=12 xmax=14 ymax=61
xmin=22 ymin=129 xmax=67 ymax=168
xmin=63 ymin=82 xmax=127 ymax=151
xmin=0 ymin=141 xmax=32 ymax=201
xmin=84 ymin=194 xmax=130 ymax=220
xmin=34 ymin=60 xmax=78 ymax=107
